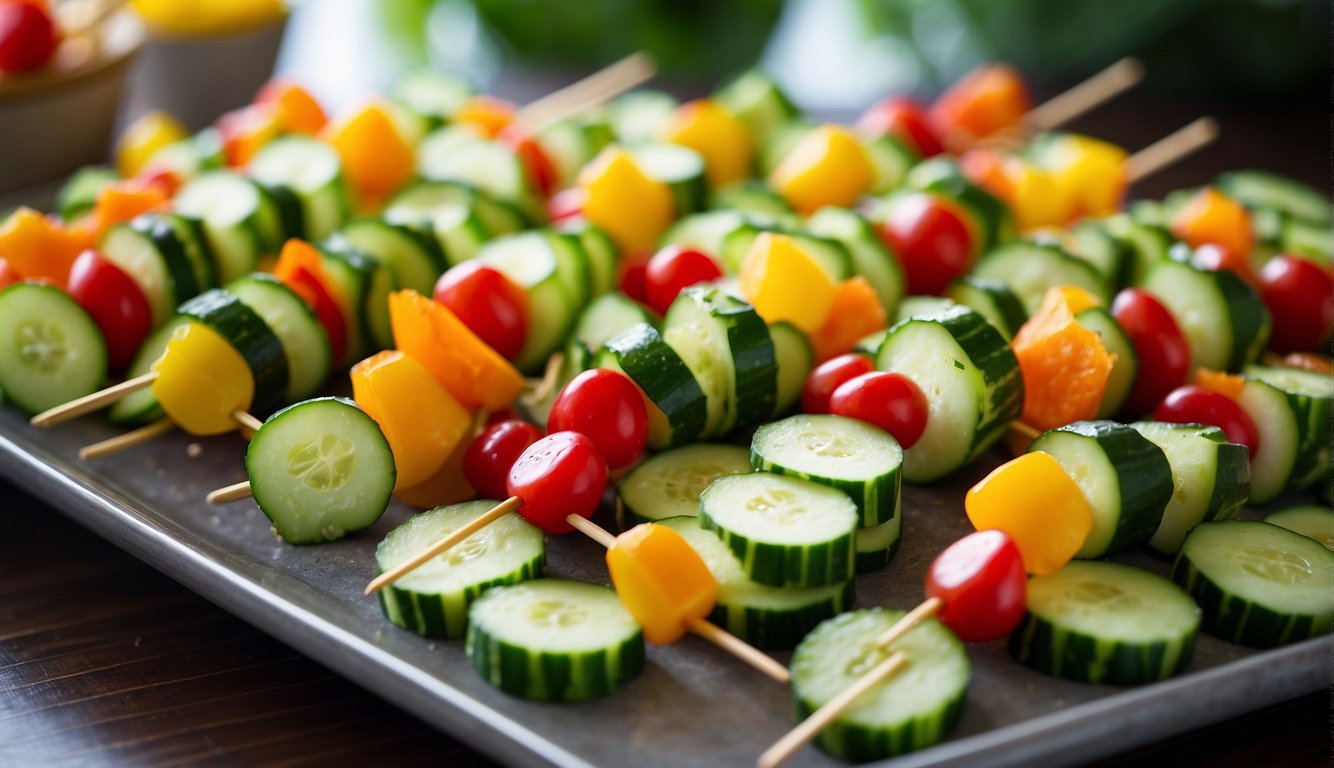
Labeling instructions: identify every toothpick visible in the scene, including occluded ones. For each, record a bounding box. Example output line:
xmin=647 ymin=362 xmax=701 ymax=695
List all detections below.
xmin=30 ymin=371 xmax=159 ymax=427
xmin=513 ymin=52 xmax=656 ymax=132
xmin=79 ymin=418 xmax=175 ymax=461
xmin=1126 ymin=117 xmax=1219 ymax=183
xmin=1025 ymin=57 xmax=1145 ymax=133
xmin=207 ymin=481 xmax=253 ymax=505
xmin=364 ymin=496 xmax=524 ymax=594
xmin=521 ymin=351 xmax=566 ymax=406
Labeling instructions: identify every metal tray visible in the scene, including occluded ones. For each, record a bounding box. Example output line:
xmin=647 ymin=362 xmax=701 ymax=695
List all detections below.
xmin=2 ymin=407 xmax=1328 ymax=768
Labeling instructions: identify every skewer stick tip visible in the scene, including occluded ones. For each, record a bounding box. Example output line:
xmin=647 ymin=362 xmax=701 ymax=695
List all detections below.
xmin=206 ymin=480 xmax=253 ymax=505
xmin=364 ymin=495 xmax=523 ymax=594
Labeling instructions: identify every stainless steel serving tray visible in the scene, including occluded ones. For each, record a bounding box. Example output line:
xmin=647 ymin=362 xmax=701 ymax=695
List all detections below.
xmin=2 ymin=408 xmax=1328 ymax=768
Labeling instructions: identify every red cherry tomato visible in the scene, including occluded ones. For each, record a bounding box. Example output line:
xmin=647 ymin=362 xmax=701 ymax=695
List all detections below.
xmin=433 ymin=262 xmax=529 ymax=361
xmin=854 ymin=97 xmax=943 ymax=157
xmin=499 ymin=125 xmax=557 ymax=200
xmin=507 ymin=430 xmax=608 ymax=534
xmin=0 ymin=257 xmax=17 ymax=290
xmin=1111 ymin=288 xmax=1192 ymax=416
xmin=1153 ymin=385 xmax=1260 ymax=460
xmin=925 ymin=529 xmax=1028 ymax=643
xmin=1259 ymin=254 xmax=1334 ymax=354
xmin=547 ymin=369 xmax=648 ymax=469
xmin=463 ymin=418 xmax=543 ymax=500
xmin=829 ymin=371 xmax=929 ymax=449
xmin=618 ymin=250 xmax=651 ymax=306
xmin=1190 ymin=243 xmax=1256 ymax=289
xmin=283 ymin=264 xmax=347 ymax=364
xmin=801 ymin=353 xmax=874 ymax=414
xmin=65 ymin=250 xmax=153 ymax=369
xmin=644 ymin=245 xmax=723 ymax=316
xmin=0 ymin=1 xmax=58 ymax=74
xmin=877 ymin=192 xmax=976 ymax=296
xmin=547 ymin=188 xmax=585 ymax=225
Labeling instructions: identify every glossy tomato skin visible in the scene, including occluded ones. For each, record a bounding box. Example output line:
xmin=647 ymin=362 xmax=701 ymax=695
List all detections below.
xmin=801 ymin=353 xmax=874 ymax=415
xmin=1111 ymin=288 xmax=1191 ymax=416
xmin=1259 ymin=254 xmax=1334 ymax=353
xmin=618 ymin=250 xmax=651 ymax=306
xmin=433 ymin=262 xmax=529 ymax=360
xmin=829 ymin=371 xmax=929 ymax=449
xmin=66 ymin=250 xmax=153 ymax=368
xmin=0 ymin=1 xmax=58 ymax=73
xmin=925 ymin=529 xmax=1028 ymax=643
xmin=1154 ymin=385 xmax=1260 ymax=460
xmin=854 ymin=97 xmax=944 ymax=157
xmin=877 ymin=192 xmax=976 ymax=296
xmin=507 ymin=431 xmax=608 ymax=534
xmin=547 ymin=369 xmax=648 ymax=469
xmin=464 ymin=419 xmax=543 ymax=500
xmin=644 ymin=245 xmax=723 ymax=316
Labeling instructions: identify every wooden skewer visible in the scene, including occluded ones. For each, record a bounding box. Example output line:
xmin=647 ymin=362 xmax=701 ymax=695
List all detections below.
xmin=521 ymin=351 xmax=567 ymax=406
xmin=1126 ymin=117 xmax=1218 ymax=184
xmin=29 ymin=371 xmax=159 ymax=427
xmin=232 ymin=410 xmax=264 ymax=433
xmin=207 ymin=480 xmax=253 ymax=505
xmin=364 ymin=496 xmax=524 ymax=594
xmin=513 ymin=51 xmax=656 ymax=132
xmin=79 ymin=418 xmax=175 ymax=461
xmin=1024 ymin=57 xmax=1145 ymax=133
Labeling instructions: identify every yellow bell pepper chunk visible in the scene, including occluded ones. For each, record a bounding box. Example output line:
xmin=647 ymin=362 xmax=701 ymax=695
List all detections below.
xmin=769 ymin=124 xmax=873 ymax=215
xmin=738 ymin=232 xmax=837 ymax=334
xmin=1043 ymin=134 xmax=1128 ymax=219
xmin=1004 ymin=157 xmax=1078 ymax=231
xmin=965 ymin=450 xmax=1094 ymax=575
xmin=151 ymin=322 xmax=255 ymax=436
xmin=350 ymin=350 xmax=471 ymax=490
xmin=606 ymin=523 xmax=718 ymax=644
xmin=577 ymin=147 xmax=674 ymax=254
xmin=662 ymin=99 xmax=753 ymax=188
xmin=116 ymin=111 xmax=188 ymax=178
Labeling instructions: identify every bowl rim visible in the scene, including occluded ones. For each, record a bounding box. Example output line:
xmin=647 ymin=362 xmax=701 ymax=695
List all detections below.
xmin=0 ymin=11 xmax=145 ymax=104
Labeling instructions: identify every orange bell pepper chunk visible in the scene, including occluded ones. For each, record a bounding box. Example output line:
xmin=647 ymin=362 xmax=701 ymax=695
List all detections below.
xmin=810 ymin=277 xmax=887 ymax=363
xmin=394 ymin=416 xmax=477 ymax=509
xmin=388 ymin=289 xmax=525 ymax=412
xmin=1193 ymin=368 xmax=1246 ymax=402
xmin=965 ymin=450 xmax=1094 ymax=575
xmin=453 ymin=95 xmax=516 ymax=139
xmin=321 ymin=101 xmax=415 ymax=211
xmin=219 ymin=103 xmax=282 ymax=167
xmin=577 ymin=147 xmax=675 ymax=254
xmin=1170 ymin=188 xmax=1254 ymax=273
xmin=273 ymin=239 xmax=349 ymax=363
xmin=1012 ymin=286 xmax=1115 ymax=430
xmin=662 ymin=99 xmax=754 ymax=188
xmin=606 ymin=522 xmax=718 ymax=644
xmin=0 ymin=208 xmax=88 ymax=287
xmin=255 ymin=78 xmax=327 ymax=135
xmin=0 ymin=258 xmax=17 ymax=290
xmin=738 ymin=232 xmax=837 ymax=334
xmin=769 ymin=124 xmax=874 ymax=215
xmin=80 ymin=179 xmax=170 ymax=243
xmin=930 ymin=64 xmax=1031 ymax=152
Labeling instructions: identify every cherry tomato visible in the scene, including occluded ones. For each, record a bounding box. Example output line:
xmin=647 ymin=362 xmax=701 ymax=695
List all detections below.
xmin=1189 ymin=243 xmax=1256 ymax=289
xmin=644 ymin=245 xmax=723 ymax=316
xmin=463 ymin=418 xmax=543 ymax=500
xmin=1259 ymin=254 xmax=1334 ymax=354
xmin=1153 ymin=385 xmax=1260 ymax=460
xmin=801 ymin=353 xmax=874 ymax=415
xmin=854 ymin=97 xmax=943 ymax=157
xmin=925 ymin=529 xmax=1028 ymax=643
xmin=499 ymin=125 xmax=557 ymax=199
xmin=877 ymin=192 xmax=976 ymax=296
xmin=618 ymin=250 xmax=651 ymax=306
xmin=0 ymin=257 xmax=17 ymax=290
xmin=829 ymin=371 xmax=929 ymax=449
xmin=547 ymin=187 xmax=585 ymax=224
xmin=547 ymin=369 xmax=648 ymax=469
xmin=507 ymin=430 xmax=608 ymax=534
xmin=433 ymin=262 xmax=529 ymax=361
xmin=1111 ymin=288 xmax=1191 ymax=416
xmin=0 ymin=1 xmax=57 ymax=73
xmin=65 ymin=250 xmax=153 ymax=369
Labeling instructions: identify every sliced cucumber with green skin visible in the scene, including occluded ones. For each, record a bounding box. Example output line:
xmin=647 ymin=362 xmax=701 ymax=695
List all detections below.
xmin=476 ymin=232 xmax=579 ymax=373
xmin=699 ymin=472 xmax=857 ymax=588
xmin=903 ymin=157 xmax=1014 ymax=251
xmin=660 ymin=210 xmax=750 ymax=256
xmin=107 ymin=317 xmax=188 ymax=425
xmin=1030 ymin=420 xmax=1173 ymax=558
xmin=0 ymin=283 xmax=108 ymax=416
xmin=751 ymin=414 xmax=902 ymax=528
xmin=226 ymin=274 xmax=331 ymax=403
xmin=1066 ymin=220 xmax=1131 ymax=289
xmin=55 ymin=165 xmax=118 ymax=221
xmin=791 ymin=610 xmax=969 ymax=763
xmin=855 ymin=511 xmax=903 ymax=574
xmin=807 ymin=206 xmax=906 ymax=316
xmin=1139 ymin=257 xmax=1270 ymax=373
xmin=598 ymin=323 xmax=708 ymax=449
xmin=1173 ymin=520 xmax=1334 ymax=648
xmin=417 ymin=138 xmax=541 ymax=223
xmin=546 ymin=230 xmax=592 ymax=312
xmin=1074 ymin=307 xmax=1137 ymax=419
xmin=560 ymin=220 xmax=618 ymax=298
xmin=320 ymin=243 xmax=396 ymax=363
xmin=944 ymin=276 xmax=1027 ymax=340
xmin=377 ymin=500 xmax=545 ymax=639
xmin=710 ymin=181 xmax=794 ymax=219
xmin=1101 ymin=213 xmax=1173 ymax=287
xmin=1243 ymin=365 xmax=1331 ymax=492
xmin=1216 ymin=170 xmax=1331 ymax=227
xmin=629 ymin=143 xmax=708 ymax=215
xmin=1010 ymin=560 xmax=1200 ymax=685
xmin=1264 ymin=506 xmax=1334 ymax=550
xmin=575 ymin=293 xmax=656 ymax=353
xmin=465 ymin=579 xmax=645 ymax=702
xmin=719 ymin=224 xmax=853 ymax=281
xmin=100 ymin=216 xmax=201 ymax=327
xmin=390 ymin=70 xmax=474 ymax=126
xmin=862 ymin=133 xmax=919 ymax=195
xmin=246 ymin=397 xmax=395 ymax=543
xmin=536 ymin=116 xmax=614 ymax=189
xmin=659 ymin=515 xmax=853 ymax=650
xmin=1234 ymin=377 xmax=1302 ymax=504
xmin=768 ymin=321 xmax=812 ymax=417
xmin=177 ymin=289 xmax=289 ymax=416
xmin=616 ymin=443 xmax=751 ymax=526
xmin=854 ymin=329 xmax=888 ymax=357
xmin=894 ymin=296 xmax=955 ymax=324
xmin=336 ymin=220 xmax=446 ymax=296
xmin=164 ymin=214 xmax=217 ymax=296
xmin=971 ymin=242 xmax=1109 ymax=315
xmin=607 ymin=89 xmax=678 ymax=144
xmin=249 ymin=136 xmax=350 ymax=242
xmin=518 ymin=339 xmax=589 ymax=430
xmin=1129 ymin=422 xmax=1250 ymax=557
xmin=714 ymin=69 xmax=798 ymax=140
xmin=1279 ymin=219 xmax=1332 ymax=261
xmin=876 ymin=306 xmax=1024 ymax=483
xmin=174 ymin=171 xmax=276 ymax=284
xmin=757 ymin=120 xmax=814 ymax=177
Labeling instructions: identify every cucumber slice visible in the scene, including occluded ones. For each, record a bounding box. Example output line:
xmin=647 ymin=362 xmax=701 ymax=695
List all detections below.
xmin=1101 ymin=214 xmax=1173 ymax=286
xmin=1235 ymin=377 xmax=1301 ymax=504
xmin=249 ymin=136 xmax=350 ymax=242
xmin=895 ymin=295 xmax=955 ymax=324
xmin=477 ymin=232 xmax=580 ymax=373
xmin=1030 ymin=420 xmax=1174 ymax=558
xmin=768 ymin=321 xmax=812 ymax=417
xmin=1279 ymin=219 xmax=1332 ymax=261
xmin=246 ymin=397 xmax=395 ymax=543
xmin=1216 ymin=170 xmax=1331 ymax=227
xmin=719 ymin=224 xmax=853 ymax=281
xmin=1066 ymin=220 xmax=1130 ymax=288
xmin=862 ymin=133 xmax=919 ymax=195
xmin=108 ymin=317 xmax=188 ymax=425
xmin=390 ymin=70 xmax=474 ymax=125
xmin=382 ymin=181 xmax=494 ymax=267
xmin=757 ymin=120 xmax=814 ymax=177
xmin=699 ymin=472 xmax=857 ymax=588
xmin=560 ymin=220 xmax=618 ymax=298
xmin=1129 ymin=422 xmax=1250 ymax=557
xmin=709 ymin=181 xmax=794 ymax=219
xmin=629 ymin=143 xmax=708 ymax=215
xmin=177 ymin=289 xmax=289 ymax=416
xmin=536 ymin=116 xmax=614 ymax=189
xmin=971 ymin=242 xmax=1109 ymax=315
xmin=1173 ymin=520 xmax=1334 ymax=648
xmin=1073 ymin=307 xmax=1137 ymax=419
xmin=791 ymin=610 xmax=969 ymax=762
xmin=417 ymin=138 xmax=539 ymax=223
xmin=1010 ymin=560 xmax=1200 ymax=684
xmin=660 ymin=210 xmax=749 ymax=256
xmin=617 ymin=443 xmax=751 ymax=526
xmin=100 ymin=216 xmax=201 ymax=327
xmin=55 ymin=165 xmax=117 ymax=221
xmin=1264 ymin=505 xmax=1334 ymax=550
xmin=377 ymin=500 xmax=545 ymax=639
xmin=903 ymin=157 xmax=1014 ymax=251
xmin=876 ymin=306 xmax=1023 ymax=483
xmin=659 ymin=515 xmax=853 ymax=650
xmin=607 ymin=89 xmax=678 ymax=144
xmin=174 ymin=171 xmax=274 ymax=284
xmin=714 ymin=69 xmax=798 ymax=140
xmin=1244 ymin=365 xmax=1332 ymax=492
xmin=575 ymin=293 xmax=656 ymax=353
xmin=226 ymin=274 xmax=331 ymax=403
xmin=1140 ymin=258 xmax=1270 ymax=372
xmin=320 ymin=243 xmax=396 ymax=364
xmin=855 ymin=512 xmax=903 ymax=574
xmin=336 ymin=220 xmax=446 ymax=296
xmin=944 ymin=276 xmax=1027 ymax=340
xmin=0 ymin=283 xmax=108 ymax=415
xmin=465 ymin=579 xmax=645 ymax=702
xmin=598 ymin=323 xmax=708 ymax=449
xmin=806 ymin=206 xmax=906 ymax=316
xmin=752 ymin=414 xmax=903 ymax=528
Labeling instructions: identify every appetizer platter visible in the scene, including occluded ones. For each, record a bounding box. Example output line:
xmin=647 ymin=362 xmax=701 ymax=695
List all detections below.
xmin=1 ymin=52 xmax=1330 ymax=767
